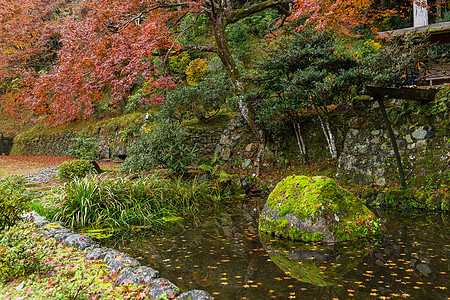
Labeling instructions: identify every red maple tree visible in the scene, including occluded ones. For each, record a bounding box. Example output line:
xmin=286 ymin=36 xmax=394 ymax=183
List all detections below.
xmin=4 ymin=0 xmax=415 ymax=147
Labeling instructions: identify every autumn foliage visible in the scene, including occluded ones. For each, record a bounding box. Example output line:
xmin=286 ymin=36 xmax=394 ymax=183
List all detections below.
xmin=0 ymin=0 xmax=429 ymax=123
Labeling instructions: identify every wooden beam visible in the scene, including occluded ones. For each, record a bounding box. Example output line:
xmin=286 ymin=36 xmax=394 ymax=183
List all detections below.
xmin=375 ymin=95 xmax=407 ymax=188
xmin=364 ymin=86 xmax=438 ymax=102
xmin=379 ymin=21 xmax=450 ymax=38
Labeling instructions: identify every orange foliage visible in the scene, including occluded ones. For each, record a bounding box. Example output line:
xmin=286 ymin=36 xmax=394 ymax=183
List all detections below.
xmin=0 ymin=0 xmax=426 ymax=124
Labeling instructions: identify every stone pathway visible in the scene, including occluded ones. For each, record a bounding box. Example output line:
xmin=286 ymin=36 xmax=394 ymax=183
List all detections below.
xmin=26 ymin=166 xmax=59 ymax=185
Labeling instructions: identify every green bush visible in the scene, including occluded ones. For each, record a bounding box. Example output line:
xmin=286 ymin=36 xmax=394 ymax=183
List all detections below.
xmin=121 ymin=120 xmax=197 ymax=174
xmin=0 ymin=176 xmax=31 ymax=231
xmin=67 ymin=136 xmax=99 ymax=160
xmin=159 ymin=61 xmax=233 ymax=124
xmin=58 ymin=159 xmax=95 ymax=182
xmin=0 ymin=222 xmax=46 ymax=283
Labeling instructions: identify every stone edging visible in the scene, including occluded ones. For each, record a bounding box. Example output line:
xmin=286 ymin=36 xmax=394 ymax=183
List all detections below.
xmin=22 ymin=211 xmax=211 ymax=300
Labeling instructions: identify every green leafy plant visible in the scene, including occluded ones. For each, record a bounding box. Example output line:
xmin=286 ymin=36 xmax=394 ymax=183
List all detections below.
xmin=41 ymin=173 xmax=223 ymax=229
xmin=361 ymin=32 xmax=435 ymax=87
xmin=0 ymin=176 xmax=31 ymax=231
xmin=67 ymin=136 xmax=99 ymax=160
xmin=58 ymin=159 xmax=95 ymax=182
xmin=121 ymin=120 xmax=197 ymax=174
xmin=0 ymin=222 xmax=46 ymax=283
xmin=159 ymin=61 xmax=233 ymax=124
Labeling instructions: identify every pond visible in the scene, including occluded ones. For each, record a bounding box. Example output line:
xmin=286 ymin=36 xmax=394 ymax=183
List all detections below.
xmin=101 ymin=207 xmax=449 ymax=299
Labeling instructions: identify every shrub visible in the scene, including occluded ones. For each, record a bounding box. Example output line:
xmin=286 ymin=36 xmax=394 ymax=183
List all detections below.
xmin=121 ymin=120 xmax=197 ymax=174
xmin=67 ymin=136 xmax=99 ymax=160
xmin=159 ymin=61 xmax=233 ymax=124
xmin=58 ymin=159 xmax=95 ymax=182
xmin=0 ymin=222 xmax=46 ymax=283
xmin=0 ymin=176 xmax=31 ymax=231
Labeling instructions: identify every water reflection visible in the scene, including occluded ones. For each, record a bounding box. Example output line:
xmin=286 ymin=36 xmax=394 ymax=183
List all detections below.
xmin=100 ymin=210 xmax=449 ymax=299
xmin=261 ymin=233 xmax=377 ymax=286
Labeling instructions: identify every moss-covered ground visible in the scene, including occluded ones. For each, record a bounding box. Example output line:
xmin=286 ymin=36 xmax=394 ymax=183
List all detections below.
xmin=0 ymin=222 xmax=148 ymax=299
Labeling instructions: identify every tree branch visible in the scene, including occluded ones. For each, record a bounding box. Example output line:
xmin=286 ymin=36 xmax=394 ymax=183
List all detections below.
xmin=226 ymin=0 xmax=291 ymax=25
xmin=152 ymin=45 xmax=217 ymax=57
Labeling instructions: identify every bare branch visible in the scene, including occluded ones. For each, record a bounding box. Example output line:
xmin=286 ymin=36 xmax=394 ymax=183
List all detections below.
xmin=226 ymin=0 xmax=292 ymax=25
xmin=268 ymin=14 xmax=288 ymax=32
xmin=152 ymin=45 xmax=217 ymax=57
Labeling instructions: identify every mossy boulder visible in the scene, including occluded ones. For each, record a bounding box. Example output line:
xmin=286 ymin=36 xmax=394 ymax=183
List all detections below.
xmin=259 ymin=175 xmax=380 ymax=242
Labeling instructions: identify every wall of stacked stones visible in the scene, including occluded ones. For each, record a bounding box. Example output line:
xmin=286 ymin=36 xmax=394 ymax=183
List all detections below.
xmin=10 ymin=98 xmax=449 ymax=186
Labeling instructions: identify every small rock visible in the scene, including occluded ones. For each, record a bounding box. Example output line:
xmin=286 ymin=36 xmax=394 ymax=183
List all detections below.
xmin=105 ymin=252 xmax=140 ymax=274
xmin=177 ymin=290 xmax=212 ymax=300
xmin=405 ymin=134 xmax=413 ymax=144
xmin=33 ymin=216 xmax=50 ymax=227
xmin=146 ymin=278 xmax=180 ymax=299
xmin=375 ymin=178 xmax=386 ymax=186
xmin=86 ymin=247 xmax=115 ymax=260
xmin=64 ymin=234 xmax=95 ymax=250
xmin=55 ymin=232 xmax=76 ymax=243
xmin=412 ymin=127 xmax=427 ymax=140
xmin=416 ymin=263 xmax=431 ymax=276
xmin=117 ymin=266 xmax=159 ymax=285
xmin=241 ymin=159 xmax=252 ymax=170
xmin=219 ymin=134 xmax=229 ymax=145
xmin=222 ymin=147 xmax=231 ymax=161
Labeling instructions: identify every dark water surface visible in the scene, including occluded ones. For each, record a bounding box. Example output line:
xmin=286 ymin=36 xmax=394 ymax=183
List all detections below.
xmin=101 ymin=209 xmax=449 ymax=299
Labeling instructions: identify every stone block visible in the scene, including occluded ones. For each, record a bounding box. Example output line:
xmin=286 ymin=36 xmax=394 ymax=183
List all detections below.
xmin=222 ymin=147 xmax=231 ymax=161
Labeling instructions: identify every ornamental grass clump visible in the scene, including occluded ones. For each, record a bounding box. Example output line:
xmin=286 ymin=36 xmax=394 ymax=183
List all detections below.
xmin=44 ymin=173 xmax=222 ymax=230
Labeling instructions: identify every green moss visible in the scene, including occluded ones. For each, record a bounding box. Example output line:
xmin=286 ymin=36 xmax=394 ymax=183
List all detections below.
xmin=259 ymin=175 xmax=380 ymax=242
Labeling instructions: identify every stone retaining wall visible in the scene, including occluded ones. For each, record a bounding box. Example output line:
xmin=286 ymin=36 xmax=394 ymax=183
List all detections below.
xmin=23 ymin=211 xmax=211 ymax=300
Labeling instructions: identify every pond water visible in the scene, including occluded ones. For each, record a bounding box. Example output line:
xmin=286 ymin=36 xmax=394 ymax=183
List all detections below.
xmin=101 ymin=207 xmax=449 ymax=299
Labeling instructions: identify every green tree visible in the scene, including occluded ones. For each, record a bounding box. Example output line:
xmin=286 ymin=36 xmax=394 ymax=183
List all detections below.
xmin=251 ymin=30 xmax=365 ymax=159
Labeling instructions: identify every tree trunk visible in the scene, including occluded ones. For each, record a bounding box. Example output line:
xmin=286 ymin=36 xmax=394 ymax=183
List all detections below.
xmin=314 ymin=106 xmax=338 ymax=159
xmin=212 ymin=17 xmax=268 ymax=156
xmin=293 ymin=122 xmax=306 ymax=156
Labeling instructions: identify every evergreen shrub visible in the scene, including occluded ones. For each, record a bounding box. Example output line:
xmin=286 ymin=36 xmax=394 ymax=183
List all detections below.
xmin=121 ymin=120 xmax=197 ymax=174
xmin=58 ymin=159 xmax=95 ymax=182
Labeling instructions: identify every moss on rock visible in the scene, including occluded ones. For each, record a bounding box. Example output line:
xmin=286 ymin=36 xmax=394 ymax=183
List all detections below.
xmin=259 ymin=175 xmax=380 ymax=242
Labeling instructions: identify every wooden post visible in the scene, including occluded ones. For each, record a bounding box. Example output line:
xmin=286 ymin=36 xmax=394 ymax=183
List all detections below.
xmin=376 ymin=96 xmax=407 ymax=188
xmin=254 ymin=160 xmax=260 ymax=177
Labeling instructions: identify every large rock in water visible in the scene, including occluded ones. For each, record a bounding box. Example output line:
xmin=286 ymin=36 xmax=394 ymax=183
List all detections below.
xmin=259 ymin=175 xmax=380 ymax=242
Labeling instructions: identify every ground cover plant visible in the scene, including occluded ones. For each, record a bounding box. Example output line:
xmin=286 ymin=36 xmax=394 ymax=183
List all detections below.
xmin=0 ymin=221 xmax=148 ymax=299
xmin=0 ymin=176 xmax=31 ymax=231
